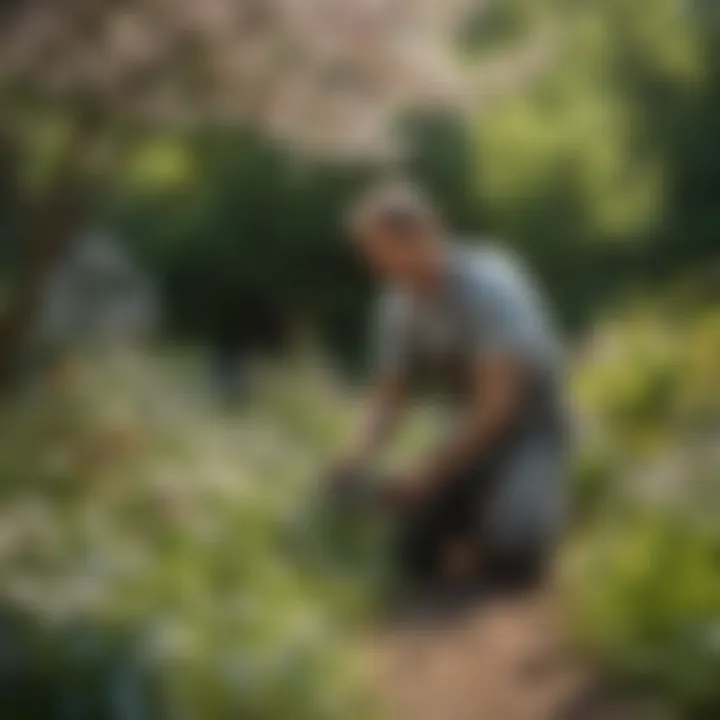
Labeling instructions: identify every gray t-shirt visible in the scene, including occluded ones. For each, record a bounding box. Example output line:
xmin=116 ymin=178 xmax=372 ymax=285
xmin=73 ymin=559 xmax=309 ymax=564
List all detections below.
xmin=374 ymin=243 xmax=562 ymax=397
xmin=375 ymin=244 xmax=567 ymax=551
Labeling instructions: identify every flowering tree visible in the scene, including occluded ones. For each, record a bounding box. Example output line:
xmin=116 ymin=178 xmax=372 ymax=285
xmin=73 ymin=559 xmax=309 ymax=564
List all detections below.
xmin=0 ymin=0 xmax=549 ymax=384
xmin=0 ymin=0 xmax=481 ymax=151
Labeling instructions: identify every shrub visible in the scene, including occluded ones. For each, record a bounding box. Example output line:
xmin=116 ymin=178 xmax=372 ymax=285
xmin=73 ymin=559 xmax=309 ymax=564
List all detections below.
xmin=0 ymin=352 xmax=373 ymax=719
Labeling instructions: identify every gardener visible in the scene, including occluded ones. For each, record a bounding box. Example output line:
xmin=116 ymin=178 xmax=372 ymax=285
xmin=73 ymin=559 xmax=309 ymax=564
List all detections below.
xmin=331 ymin=180 xmax=568 ymax=593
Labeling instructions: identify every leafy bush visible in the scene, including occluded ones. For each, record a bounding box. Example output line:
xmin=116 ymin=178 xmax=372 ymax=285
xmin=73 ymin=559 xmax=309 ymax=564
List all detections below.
xmin=566 ymin=306 xmax=720 ymax=717
xmin=565 ymin=513 xmax=720 ymax=717
xmin=0 ymin=352 xmax=374 ymax=719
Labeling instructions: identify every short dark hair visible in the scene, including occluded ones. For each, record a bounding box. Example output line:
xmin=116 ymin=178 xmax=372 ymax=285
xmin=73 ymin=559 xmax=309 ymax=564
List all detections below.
xmin=347 ymin=179 xmax=440 ymax=240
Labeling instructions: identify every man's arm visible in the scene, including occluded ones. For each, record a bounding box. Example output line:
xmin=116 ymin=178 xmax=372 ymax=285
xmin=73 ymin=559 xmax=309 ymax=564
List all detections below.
xmin=339 ymin=288 xmax=413 ymax=472
xmin=341 ymin=370 xmax=407 ymax=471
xmin=413 ymin=356 xmax=525 ymax=494
xmin=412 ymin=249 xmax=542 ymax=495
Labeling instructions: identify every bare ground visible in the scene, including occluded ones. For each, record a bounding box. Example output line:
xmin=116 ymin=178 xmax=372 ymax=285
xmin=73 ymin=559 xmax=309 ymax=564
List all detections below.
xmin=364 ymin=589 xmax=648 ymax=720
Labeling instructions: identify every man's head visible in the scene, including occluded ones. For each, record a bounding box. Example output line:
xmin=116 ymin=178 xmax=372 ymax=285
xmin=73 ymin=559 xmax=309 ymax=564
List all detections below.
xmin=347 ymin=180 xmax=446 ymax=290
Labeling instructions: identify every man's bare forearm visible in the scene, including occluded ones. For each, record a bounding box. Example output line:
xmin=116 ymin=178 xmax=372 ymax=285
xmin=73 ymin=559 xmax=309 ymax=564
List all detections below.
xmin=346 ymin=372 xmax=406 ymax=467
xmin=418 ymin=358 xmax=523 ymax=489
xmin=420 ymin=409 xmax=505 ymax=489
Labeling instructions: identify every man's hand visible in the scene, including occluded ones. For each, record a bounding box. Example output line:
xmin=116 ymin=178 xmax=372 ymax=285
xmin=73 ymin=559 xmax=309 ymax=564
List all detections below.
xmin=324 ymin=454 xmax=365 ymax=498
xmin=386 ymin=471 xmax=435 ymax=511
xmin=326 ymin=371 xmax=407 ymax=503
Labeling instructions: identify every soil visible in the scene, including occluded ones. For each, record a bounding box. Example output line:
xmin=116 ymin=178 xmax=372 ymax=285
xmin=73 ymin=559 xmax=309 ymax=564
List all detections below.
xmin=366 ymin=588 xmax=648 ymax=720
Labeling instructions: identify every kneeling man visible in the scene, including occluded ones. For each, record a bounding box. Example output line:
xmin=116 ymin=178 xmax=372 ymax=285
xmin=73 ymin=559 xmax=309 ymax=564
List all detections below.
xmin=334 ymin=180 xmax=568 ymax=592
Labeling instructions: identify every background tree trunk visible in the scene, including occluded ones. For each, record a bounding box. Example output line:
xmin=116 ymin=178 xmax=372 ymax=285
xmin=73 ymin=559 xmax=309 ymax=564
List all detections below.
xmin=0 ymin=123 xmax=91 ymax=390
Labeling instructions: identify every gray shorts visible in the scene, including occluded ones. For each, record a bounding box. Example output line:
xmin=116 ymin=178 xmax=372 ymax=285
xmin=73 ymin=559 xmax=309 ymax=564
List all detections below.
xmin=480 ymin=429 xmax=567 ymax=555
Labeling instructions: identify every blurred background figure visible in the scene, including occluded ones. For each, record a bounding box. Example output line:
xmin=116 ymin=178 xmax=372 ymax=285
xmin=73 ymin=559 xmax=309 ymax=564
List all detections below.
xmin=7 ymin=229 xmax=160 ymax=390
xmin=37 ymin=230 xmax=159 ymax=353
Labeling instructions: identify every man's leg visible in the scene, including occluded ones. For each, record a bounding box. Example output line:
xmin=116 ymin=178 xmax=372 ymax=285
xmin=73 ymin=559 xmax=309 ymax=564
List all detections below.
xmin=478 ymin=434 xmax=566 ymax=592
xmin=483 ymin=545 xmax=549 ymax=593
xmin=393 ymin=473 xmax=477 ymax=589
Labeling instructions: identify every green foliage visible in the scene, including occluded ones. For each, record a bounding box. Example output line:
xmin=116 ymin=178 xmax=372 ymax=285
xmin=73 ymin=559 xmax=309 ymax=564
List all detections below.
xmin=2 ymin=0 xmax=720 ymax=713
xmin=575 ymin=305 xmax=720 ymax=458
xmin=566 ymin=514 xmax=720 ymax=718
xmin=0 ymin=299 xmax=717 ymax=717
xmin=95 ymin=0 xmax=720 ymax=349
xmin=112 ymin=127 xmax=378 ymax=365
xmin=0 ymin=353 xmax=376 ymax=719
xmin=566 ymin=303 xmax=720 ymax=717
xmin=1 ymin=0 xmax=718 ymax=354
xmin=473 ymin=0 xmax=719 ymax=326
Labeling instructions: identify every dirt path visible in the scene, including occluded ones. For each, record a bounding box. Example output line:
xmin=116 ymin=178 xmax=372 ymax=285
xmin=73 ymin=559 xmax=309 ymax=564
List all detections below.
xmin=365 ymin=589 xmax=616 ymax=720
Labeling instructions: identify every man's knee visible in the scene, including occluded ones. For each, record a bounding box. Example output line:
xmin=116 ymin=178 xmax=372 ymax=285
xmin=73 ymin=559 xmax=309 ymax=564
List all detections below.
xmin=484 ymin=545 xmax=549 ymax=592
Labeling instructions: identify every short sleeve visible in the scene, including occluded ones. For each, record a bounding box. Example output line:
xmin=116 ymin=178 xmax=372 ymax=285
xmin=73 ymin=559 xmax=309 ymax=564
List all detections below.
xmin=466 ymin=254 xmax=545 ymax=362
xmin=372 ymin=291 xmax=414 ymax=375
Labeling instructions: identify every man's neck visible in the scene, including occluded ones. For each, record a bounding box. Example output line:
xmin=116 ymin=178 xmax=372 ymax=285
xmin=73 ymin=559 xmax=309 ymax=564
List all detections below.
xmin=413 ymin=239 xmax=451 ymax=298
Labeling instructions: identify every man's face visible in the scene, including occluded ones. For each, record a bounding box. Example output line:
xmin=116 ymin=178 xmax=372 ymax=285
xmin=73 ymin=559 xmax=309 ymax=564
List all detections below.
xmin=355 ymin=225 xmax=431 ymax=286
